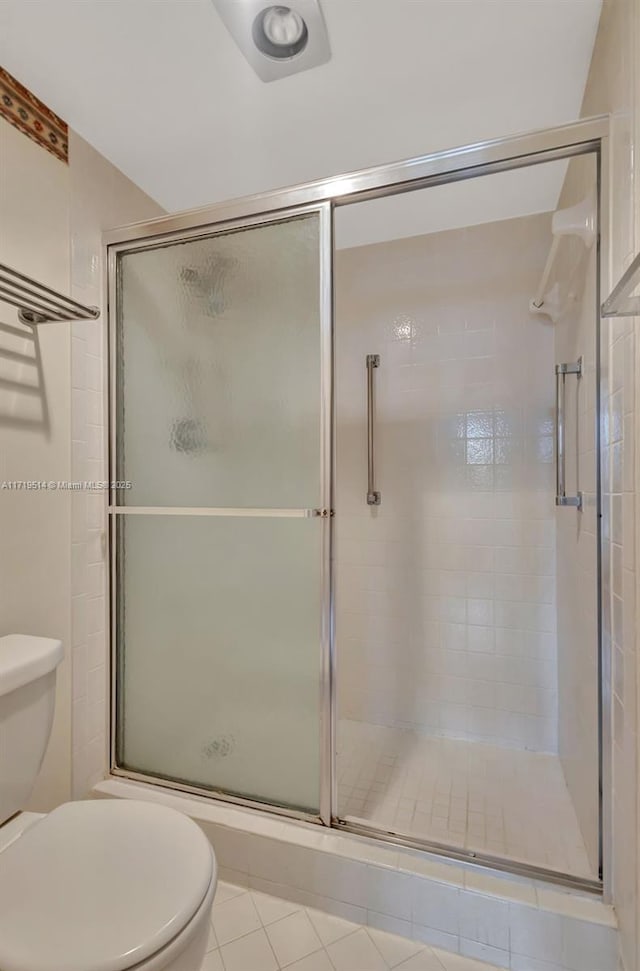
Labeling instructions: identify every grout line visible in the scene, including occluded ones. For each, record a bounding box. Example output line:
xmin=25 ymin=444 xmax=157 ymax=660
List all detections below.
xmin=262 ymin=925 xmax=281 ymax=970
xmin=279 ymin=944 xmax=326 ymax=969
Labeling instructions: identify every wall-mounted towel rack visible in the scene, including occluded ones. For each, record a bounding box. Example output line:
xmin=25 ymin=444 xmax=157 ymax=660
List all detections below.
xmin=0 ymin=261 xmax=100 ymax=325
xmin=601 ymin=250 xmax=640 ymax=318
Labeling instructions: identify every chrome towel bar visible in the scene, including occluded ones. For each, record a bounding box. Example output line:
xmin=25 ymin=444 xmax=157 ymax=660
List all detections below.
xmin=555 ymin=357 xmax=582 ymax=509
xmin=366 ymin=353 xmax=381 ymax=506
xmin=0 ymin=261 xmax=100 ymax=325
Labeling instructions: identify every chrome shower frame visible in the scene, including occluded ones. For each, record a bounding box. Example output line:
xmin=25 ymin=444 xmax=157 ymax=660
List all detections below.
xmin=105 ymin=115 xmax=611 ymax=897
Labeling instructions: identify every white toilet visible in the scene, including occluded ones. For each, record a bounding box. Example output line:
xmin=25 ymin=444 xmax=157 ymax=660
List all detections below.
xmin=0 ymin=634 xmax=217 ymax=971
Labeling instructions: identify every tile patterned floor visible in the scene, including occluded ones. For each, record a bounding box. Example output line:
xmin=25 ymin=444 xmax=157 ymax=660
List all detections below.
xmin=337 ymin=720 xmax=594 ymax=879
xmin=204 ymin=881 xmax=502 ymax=971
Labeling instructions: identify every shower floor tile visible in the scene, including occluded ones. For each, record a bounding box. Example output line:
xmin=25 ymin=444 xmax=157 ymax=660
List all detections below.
xmin=337 ymin=719 xmax=596 ymax=880
xmin=205 ymin=880 xmax=505 ymax=971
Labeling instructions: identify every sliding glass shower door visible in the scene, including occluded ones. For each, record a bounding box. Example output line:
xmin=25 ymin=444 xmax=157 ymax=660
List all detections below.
xmin=333 ymin=152 xmax=601 ymax=883
xmin=111 ymin=207 xmax=331 ymax=817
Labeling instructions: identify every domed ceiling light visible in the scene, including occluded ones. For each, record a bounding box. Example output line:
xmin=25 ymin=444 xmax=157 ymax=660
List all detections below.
xmin=212 ymin=0 xmax=331 ymax=82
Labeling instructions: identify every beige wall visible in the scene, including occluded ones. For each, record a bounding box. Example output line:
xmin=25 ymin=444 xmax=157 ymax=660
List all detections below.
xmin=67 ymin=132 xmax=163 ymax=800
xmin=0 ymin=118 xmax=72 ymax=811
xmin=578 ymin=0 xmax=639 ymax=967
xmin=0 ymin=102 xmax=162 ymax=813
xmin=335 ymin=212 xmax=560 ymax=753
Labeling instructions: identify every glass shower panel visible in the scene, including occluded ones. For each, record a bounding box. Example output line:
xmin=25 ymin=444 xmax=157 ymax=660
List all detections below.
xmin=116 ymin=214 xmax=321 ymax=509
xmin=334 ymin=155 xmax=600 ymax=881
xmin=113 ymin=209 xmax=327 ymax=816
xmin=116 ymin=515 xmax=322 ymax=811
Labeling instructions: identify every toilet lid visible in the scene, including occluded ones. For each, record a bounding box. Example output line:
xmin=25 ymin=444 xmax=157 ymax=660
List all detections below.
xmin=0 ymin=800 xmax=215 ymax=971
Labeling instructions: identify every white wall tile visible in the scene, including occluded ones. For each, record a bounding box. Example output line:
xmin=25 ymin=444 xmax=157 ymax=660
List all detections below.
xmin=509 ymin=906 xmax=564 ymax=965
xmin=459 ymin=938 xmax=509 ymax=968
xmin=335 ymin=215 xmax=559 ymax=751
xmin=366 ymin=866 xmax=414 ymax=921
xmin=68 ymin=130 xmax=164 ymax=799
xmin=579 ymin=2 xmax=640 ymax=964
xmin=561 ymin=918 xmax=618 ymax=971
xmin=412 ymin=878 xmax=460 ymax=936
xmin=459 ymin=892 xmax=510 ymax=951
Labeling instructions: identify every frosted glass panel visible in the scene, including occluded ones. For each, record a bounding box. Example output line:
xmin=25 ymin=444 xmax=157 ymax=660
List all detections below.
xmin=116 ymin=515 xmax=321 ymax=812
xmin=116 ymin=214 xmax=321 ymax=507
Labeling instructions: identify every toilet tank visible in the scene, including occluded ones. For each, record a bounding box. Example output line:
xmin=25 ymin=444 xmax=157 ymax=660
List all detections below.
xmin=0 ymin=635 xmax=63 ymax=826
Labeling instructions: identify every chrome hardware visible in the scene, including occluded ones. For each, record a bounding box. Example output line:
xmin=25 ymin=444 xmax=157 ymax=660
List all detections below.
xmin=0 ymin=260 xmax=100 ymax=325
xmin=557 ymin=495 xmax=583 ymax=508
xmin=555 ymin=357 xmax=583 ymax=510
xmin=109 ymin=506 xmax=321 ymax=518
xmin=366 ymin=354 xmax=381 ymax=505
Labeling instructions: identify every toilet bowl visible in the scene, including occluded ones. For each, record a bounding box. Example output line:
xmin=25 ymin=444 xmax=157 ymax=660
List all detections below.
xmin=0 ymin=634 xmax=217 ymax=971
xmin=0 ymin=799 xmax=217 ymax=971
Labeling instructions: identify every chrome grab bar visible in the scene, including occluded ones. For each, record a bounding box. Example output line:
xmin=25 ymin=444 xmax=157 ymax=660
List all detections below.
xmin=366 ymin=353 xmax=381 ymax=505
xmin=555 ymin=357 xmax=583 ymax=509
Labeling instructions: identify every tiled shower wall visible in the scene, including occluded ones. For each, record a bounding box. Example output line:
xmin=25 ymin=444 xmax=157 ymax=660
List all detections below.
xmin=578 ymin=0 xmax=639 ymax=967
xmin=68 ymin=132 xmax=163 ymax=799
xmin=335 ymin=213 xmax=559 ymax=752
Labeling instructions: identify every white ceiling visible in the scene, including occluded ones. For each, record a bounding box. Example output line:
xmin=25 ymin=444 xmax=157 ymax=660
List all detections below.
xmin=0 ymin=0 xmax=602 ymax=245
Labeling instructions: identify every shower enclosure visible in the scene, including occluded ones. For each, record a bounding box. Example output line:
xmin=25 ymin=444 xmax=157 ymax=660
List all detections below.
xmin=107 ymin=117 xmax=608 ymax=891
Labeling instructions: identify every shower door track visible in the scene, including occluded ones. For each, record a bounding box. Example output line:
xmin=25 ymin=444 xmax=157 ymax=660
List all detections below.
xmin=105 ymin=114 xmax=610 ymax=896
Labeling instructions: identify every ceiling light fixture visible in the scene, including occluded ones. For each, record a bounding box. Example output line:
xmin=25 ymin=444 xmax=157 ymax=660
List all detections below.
xmin=212 ymin=0 xmax=330 ymax=82
xmin=253 ymin=6 xmax=308 ymax=59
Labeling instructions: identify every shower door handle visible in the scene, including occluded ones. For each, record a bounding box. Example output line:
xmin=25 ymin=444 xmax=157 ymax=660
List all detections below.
xmin=555 ymin=357 xmax=582 ymax=509
xmin=366 ymin=354 xmax=381 ymax=505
